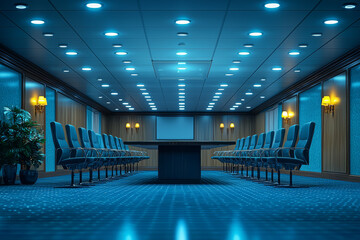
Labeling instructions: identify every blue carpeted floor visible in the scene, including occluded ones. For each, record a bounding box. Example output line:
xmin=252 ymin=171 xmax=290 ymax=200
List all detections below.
xmin=0 ymin=171 xmax=359 ymax=240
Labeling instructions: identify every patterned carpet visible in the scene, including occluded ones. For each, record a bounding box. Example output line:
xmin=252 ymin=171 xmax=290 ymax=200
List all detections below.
xmin=0 ymin=171 xmax=359 ymax=240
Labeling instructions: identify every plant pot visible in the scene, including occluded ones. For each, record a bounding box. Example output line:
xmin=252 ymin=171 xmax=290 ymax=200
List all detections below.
xmin=2 ymin=164 xmax=17 ymax=185
xmin=20 ymin=169 xmax=38 ymax=185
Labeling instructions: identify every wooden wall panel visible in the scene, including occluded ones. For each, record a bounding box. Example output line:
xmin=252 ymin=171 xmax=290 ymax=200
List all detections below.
xmin=282 ymin=96 xmax=299 ymax=139
xmin=322 ymin=73 xmax=347 ymax=173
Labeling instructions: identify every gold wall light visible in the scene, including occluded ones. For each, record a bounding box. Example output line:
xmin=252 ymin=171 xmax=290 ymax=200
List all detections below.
xmin=322 ymin=96 xmax=338 ymax=115
xmin=219 ymin=123 xmax=225 ymax=129
xmin=135 ymin=123 xmax=140 ymax=129
xmin=282 ymin=110 xmax=294 ymax=123
xmin=34 ymin=96 xmax=47 ymax=113
xmin=229 ymin=123 xmax=235 ymax=129
xmin=125 ymin=123 xmax=131 ymax=129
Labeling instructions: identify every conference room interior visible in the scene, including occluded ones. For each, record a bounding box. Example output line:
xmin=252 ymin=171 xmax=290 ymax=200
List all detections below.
xmin=0 ymin=0 xmax=360 ymax=239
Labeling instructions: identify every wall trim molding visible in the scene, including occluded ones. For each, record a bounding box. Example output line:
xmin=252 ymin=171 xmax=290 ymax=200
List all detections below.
xmin=107 ymin=111 xmax=252 ymax=117
xmin=251 ymin=46 xmax=360 ymax=114
xmin=0 ymin=44 xmax=111 ymax=114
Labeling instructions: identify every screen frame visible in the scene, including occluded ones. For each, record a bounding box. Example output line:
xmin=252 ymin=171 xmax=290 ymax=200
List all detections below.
xmin=155 ymin=116 xmax=196 ymax=140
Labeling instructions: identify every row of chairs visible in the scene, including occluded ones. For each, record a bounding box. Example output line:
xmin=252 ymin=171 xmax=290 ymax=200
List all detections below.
xmin=50 ymin=121 xmax=149 ymax=188
xmin=212 ymin=122 xmax=315 ymax=187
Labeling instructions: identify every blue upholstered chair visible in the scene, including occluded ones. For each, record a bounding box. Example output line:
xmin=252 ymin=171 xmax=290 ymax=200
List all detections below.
xmin=241 ymin=134 xmax=258 ymax=178
xmin=252 ymin=130 xmax=274 ymax=181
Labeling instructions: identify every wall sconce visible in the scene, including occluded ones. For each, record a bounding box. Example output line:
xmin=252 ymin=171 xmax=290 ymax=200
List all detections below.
xmin=135 ymin=123 xmax=140 ymax=129
xmin=229 ymin=123 xmax=235 ymax=129
xmin=125 ymin=123 xmax=131 ymax=129
xmin=34 ymin=96 xmax=47 ymax=113
xmin=282 ymin=110 xmax=294 ymax=123
xmin=219 ymin=123 xmax=225 ymax=129
xmin=322 ymin=96 xmax=337 ymax=115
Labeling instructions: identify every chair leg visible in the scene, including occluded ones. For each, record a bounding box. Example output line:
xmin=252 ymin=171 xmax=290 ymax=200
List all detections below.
xmin=257 ymin=167 xmax=260 ymax=180
xmin=79 ymin=170 xmax=82 ymax=184
xmin=98 ymin=168 xmax=101 ymax=181
xmin=277 ymin=170 xmax=281 ymax=185
xmin=105 ymin=167 xmax=108 ymax=179
xmin=89 ymin=169 xmax=93 ymax=183
xmin=265 ymin=168 xmax=268 ymax=181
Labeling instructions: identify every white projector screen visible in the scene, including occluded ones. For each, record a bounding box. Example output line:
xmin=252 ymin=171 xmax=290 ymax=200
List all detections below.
xmin=156 ymin=116 xmax=194 ymax=140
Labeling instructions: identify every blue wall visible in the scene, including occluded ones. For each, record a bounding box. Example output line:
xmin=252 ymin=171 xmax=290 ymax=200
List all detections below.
xmin=350 ymin=65 xmax=360 ymax=176
xmin=299 ymin=84 xmax=322 ymax=172
xmin=0 ymin=64 xmax=22 ymax=120
xmin=45 ymin=87 xmax=56 ymax=172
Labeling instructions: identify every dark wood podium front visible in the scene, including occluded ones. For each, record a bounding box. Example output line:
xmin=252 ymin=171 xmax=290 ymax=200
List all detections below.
xmin=124 ymin=141 xmax=235 ymax=182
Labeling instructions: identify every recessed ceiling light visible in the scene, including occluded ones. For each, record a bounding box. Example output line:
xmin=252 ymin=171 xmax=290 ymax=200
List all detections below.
xmin=220 ymin=84 xmax=228 ymax=87
xmin=243 ymin=44 xmax=254 ymax=48
xmin=119 ymin=99 xmax=123 ymax=101
xmin=249 ymin=32 xmax=262 ymax=37
xmin=299 ymin=44 xmax=308 ymax=48
xmin=215 ymin=92 xmax=222 ymax=95
xmin=179 ymin=103 xmax=185 ymax=105
xmin=312 ymin=33 xmax=322 ymax=37
xmin=131 ymin=73 xmax=138 ymax=76
xmin=206 ymin=108 xmax=212 ymax=111
xmin=82 ymin=67 xmax=92 ymax=71
xmin=86 ymin=3 xmax=102 ymax=8
xmin=179 ymin=92 xmax=185 ymax=95
xmin=238 ymin=51 xmax=250 ymax=55
xmin=140 ymin=88 xmax=146 ymax=91
xmin=212 ymin=99 xmax=218 ymax=102
xmin=115 ymin=51 xmax=128 ymax=55
xmin=289 ymin=51 xmax=300 ymax=56
xmin=245 ymin=92 xmax=253 ymax=96
xmin=179 ymin=99 xmax=185 ymax=101
xmin=123 ymin=60 xmax=132 ymax=63
xmin=43 ymin=33 xmax=54 ymax=37
xmin=105 ymin=32 xmax=118 ymax=37
xmin=213 ymin=96 xmax=220 ymax=98
xmin=294 ymin=69 xmax=301 ymax=73
xmin=324 ymin=19 xmax=338 ymax=25
xmin=115 ymin=108 xmax=119 ymax=111
xmin=111 ymin=92 xmax=118 ymax=96
xmin=343 ymin=3 xmax=357 ymax=9
xmin=225 ymin=73 xmax=234 ymax=76
xmin=229 ymin=67 xmax=239 ymax=71
xmin=233 ymin=105 xmax=239 ymax=108
xmin=178 ymin=78 xmax=185 ymax=81
xmin=177 ymin=32 xmax=189 ymax=37
xmin=260 ymin=96 xmax=265 ymax=99
xmin=98 ymin=96 xmax=103 ymax=99
xmin=15 ymin=4 xmax=28 ymax=9
xmin=178 ymin=84 xmax=186 ymax=87
xmin=66 ymin=51 xmax=78 ymax=56
xmin=207 ymin=106 xmax=214 ymax=108
xmin=272 ymin=67 xmax=282 ymax=71
xmin=31 ymin=19 xmax=45 ymax=25
xmin=106 ymin=102 xmax=110 ymax=104
xmin=125 ymin=105 xmax=131 ymax=108
xmin=175 ymin=19 xmax=191 ymax=25
xmin=122 ymin=102 xmax=129 ymax=105
xmin=179 ymin=96 xmax=185 ymax=98
xmin=137 ymin=84 xmax=144 ymax=87
xmin=235 ymin=102 xmax=242 ymax=105
xmin=145 ymin=96 xmax=151 ymax=99
xmin=261 ymin=78 xmax=266 ymax=81
xmin=264 ymin=3 xmax=280 ymax=9
xmin=176 ymin=51 xmax=188 ymax=56
xmin=218 ymin=88 xmax=224 ymax=91
xmin=246 ymin=106 xmax=251 ymax=109
xmin=58 ymin=44 xmax=68 ymax=48
xmin=177 ymin=67 xmax=187 ymax=70
xmin=97 ymin=78 xmax=102 ymax=81
xmin=112 ymin=44 xmax=122 ymax=48
xmin=241 ymin=99 xmax=245 ymax=101
xmin=178 ymin=62 xmax=186 ymax=65
xmin=126 ymin=67 xmax=135 ymax=71
xmin=209 ymin=103 xmax=215 ymax=105
xmin=149 ymin=103 xmax=155 ymax=105
xmin=101 ymin=84 xmax=109 ymax=87
xmin=63 ymin=69 xmax=70 ymax=73
xmin=230 ymin=108 xmax=236 ymax=111
xmin=253 ymin=84 xmax=262 ymax=87
xmin=152 ymin=108 xmax=158 ymax=110
xmin=232 ymin=60 xmax=241 ymax=64
xmin=129 ymin=108 xmax=135 ymax=111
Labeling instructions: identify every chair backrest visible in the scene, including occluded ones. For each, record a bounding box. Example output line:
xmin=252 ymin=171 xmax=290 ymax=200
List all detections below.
xmin=114 ymin=137 xmax=121 ymax=150
xmin=238 ymin=138 xmax=245 ymax=150
xmin=102 ymin=133 xmax=111 ymax=149
xmin=234 ymin=139 xmax=240 ymax=150
xmin=242 ymin=136 xmax=251 ymax=150
xmin=97 ymin=133 xmax=105 ymax=148
xmin=255 ymin=133 xmax=265 ymax=149
xmin=50 ymin=121 xmax=70 ymax=165
xmin=65 ymin=124 xmax=83 ymax=158
xmin=273 ymin=128 xmax=286 ymax=149
xmin=248 ymin=134 xmax=258 ymax=150
xmin=118 ymin=138 xmax=126 ymax=150
xmin=88 ymin=130 xmax=99 ymax=148
xmin=295 ymin=122 xmax=315 ymax=164
xmin=282 ymin=124 xmax=299 ymax=157
xmin=79 ymin=127 xmax=91 ymax=148
xmin=108 ymin=135 xmax=117 ymax=150
xmin=263 ymin=131 xmax=274 ymax=149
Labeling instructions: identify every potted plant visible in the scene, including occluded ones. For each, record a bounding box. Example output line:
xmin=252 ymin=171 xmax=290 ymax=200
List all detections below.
xmin=0 ymin=107 xmax=44 ymax=185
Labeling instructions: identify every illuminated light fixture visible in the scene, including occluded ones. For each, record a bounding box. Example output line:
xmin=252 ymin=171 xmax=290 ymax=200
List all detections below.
xmin=126 ymin=123 xmax=131 ymax=129
xmin=175 ymin=19 xmax=191 ymax=25
xmin=207 ymin=105 xmax=214 ymax=108
xmin=135 ymin=123 xmax=140 ymax=129
xmin=179 ymin=78 xmax=185 ymax=81
xmin=101 ymin=84 xmax=109 ymax=87
xmin=58 ymin=44 xmax=68 ymax=48
xmin=272 ymin=67 xmax=282 ymax=71
xmin=136 ymin=84 xmax=144 ymax=87
xmin=229 ymin=123 xmax=235 ymax=129
xmin=82 ymin=67 xmax=92 ymax=71
xmin=253 ymin=84 xmax=262 ymax=87
xmin=43 ymin=33 xmax=54 ymax=37
xmin=149 ymin=103 xmax=155 ymax=105
xmin=125 ymin=105 xmax=131 ymax=108
xmin=225 ymin=73 xmax=234 ymax=76
xmin=63 ymin=69 xmax=70 ymax=73
xmin=343 ymin=3 xmax=357 ymax=9
xmin=215 ymin=92 xmax=222 ymax=95
xmin=122 ymin=102 xmax=129 ymax=105
xmin=15 ymin=4 xmax=28 ymax=9
xmin=235 ymin=102 xmax=242 ymax=105
xmin=129 ymin=108 xmax=135 ymax=111
xmin=232 ymin=60 xmax=241 ymax=64
xmin=230 ymin=108 xmax=236 ymax=111
xmin=98 ymin=96 xmax=103 ymax=99
xmin=312 ymin=33 xmax=322 ymax=37
xmin=260 ymin=96 xmax=266 ymax=99
xmin=179 ymin=96 xmax=185 ymax=98
xmin=243 ymin=44 xmax=254 ymax=48
xmin=178 ymin=62 xmax=186 ymax=65
xmin=179 ymin=103 xmax=185 ymax=105
xmin=209 ymin=103 xmax=215 ymax=105
xmin=212 ymin=99 xmax=218 ymax=101
xmin=34 ymin=96 xmax=47 ymax=113
xmin=265 ymin=2 xmax=280 ymax=8
xmin=241 ymin=99 xmax=245 ymax=101
xmin=119 ymin=99 xmax=123 ymax=101
xmin=246 ymin=106 xmax=251 ymax=109
xmin=289 ymin=51 xmax=300 ymax=56
xmin=324 ymin=19 xmax=338 ymax=25
xmin=299 ymin=44 xmax=308 ymax=48
xmin=31 ymin=19 xmax=45 ymax=25
xmin=126 ymin=67 xmax=135 ymax=71
xmin=177 ymin=32 xmax=188 ymax=36
xmin=238 ymin=51 xmax=250 ymax=55
xmin=179 ymin=92 xmax=185 ymax=95
xmin=179 ymin=99 xmax=185 ymax=101
xmin=282 ymin=110 xmax=294 ymax=122
xmin=178 ymin=84 xmax=186 ymax=87
xmin=106 ymin=102 xmax=111 ymax=104
xmin=97 ymin=78 xmax=103 ymax=81
xmin=104 ymin=32 xmax=118 ymax=37
xmin=86 ymin=2 xmax=102 ymax=8
xmin=140 ymin=88 xmax=146 ymax=91
xmin=229 ymin=67 xmax=239 ymax=71
xmin=115 ymin=51 xmax=128 ymax=55
xmin=179 ymin=88 xmax=185 ymax=91
xmin=220 ymin=84 xmax=228 ymax=87
xmin=142 ymin=92 xmax=149 ymax=95
xmin=213 ymin=96 xmax=220 ymax=99
xmin=115 ymin=108 xmax=119 ymax=111
xmin=112 ymin=44 xmax=122 ymax=48
xmin=66 ymin=51 xmax=78 ymax=56
xmin=179 ymin=108 xmax=185 ymax=110
xmin=218 ymin=88 xmax=224 ymax=91
xmin=131 ymin=73 xmax=138 ymax=76
xmin=249 ymin=32 xmax=262 ymax=37
xmin=178 ymin=67 xmax=187 ymax=70
xmin=176 ymin=51 xmax=188 ymax=56
xmin=294 ymin=69 xmax=301 ymax=73
xmin=123 ymin=60 xmax=132 ymax=64
xmin=219 ymin=123 xmax=225 ymax=129
xmin=152 ymin=108 xmax=158 ymax=110
xmin=111 ymin=92 xmax=118 ymax=96
xmin=261 ymin=78 xmax=266 ymax=81
xmin=206 ymin=108 xmax=212 ymax=111
xmin=321 ymin=96 xmax=338 ymax=114
xmin=144 ymin=96 xmax=151 ymax=99
xmin=233 ymin=105 xmax=239 ymax=108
